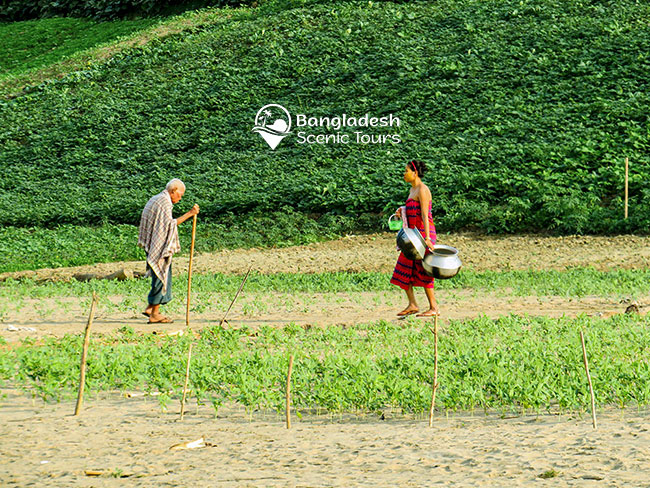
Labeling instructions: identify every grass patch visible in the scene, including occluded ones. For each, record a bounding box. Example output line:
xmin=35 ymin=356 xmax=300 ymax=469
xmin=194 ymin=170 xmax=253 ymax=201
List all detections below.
xmin=2 ymin=315 xmax=649 ymax=412
xmin=539 ymin=469 xmax=559 ymax=479
xmin=0 ymin=7 xmax=238 ymax=97
xmin=0 ymin=17 xmax=159 ymax=77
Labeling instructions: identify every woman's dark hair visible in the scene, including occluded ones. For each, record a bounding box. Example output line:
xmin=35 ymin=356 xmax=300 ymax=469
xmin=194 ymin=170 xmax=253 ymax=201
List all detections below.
xmin=408 ymin=160 xmax=427 ymax=177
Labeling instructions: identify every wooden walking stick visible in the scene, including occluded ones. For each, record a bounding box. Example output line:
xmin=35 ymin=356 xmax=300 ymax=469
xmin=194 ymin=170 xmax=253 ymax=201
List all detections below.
xmin=75 ymin=291 xmax=98 ymax=416
xmin=286 ymin=354 xmax=294 ymax=429
xmin=186 ymin=214 xmax=197 ymax=328
xmin=219 ymin=265 xmax=252 ymax=327
xmin=428 ymin=314 xmax=439 ymax=427
xmin=580 ymin=330 xmax=597 ymax=429
xmin=624 ymin=157 xmax=629 ymax=219
xmin=180 ymin=342 xmax=193 ymax=420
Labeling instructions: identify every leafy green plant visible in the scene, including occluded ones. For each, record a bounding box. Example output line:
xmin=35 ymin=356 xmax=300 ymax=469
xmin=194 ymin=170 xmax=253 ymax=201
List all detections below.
xmin=2 ymin=314 xmax=649 ymax=413
xmin=539 ymin=469 xmax=559 ymax=479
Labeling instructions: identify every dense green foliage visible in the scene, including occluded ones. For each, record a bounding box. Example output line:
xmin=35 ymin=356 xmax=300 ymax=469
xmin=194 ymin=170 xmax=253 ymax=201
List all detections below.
xmin=0 ymin=0 xmax=243 ymax=21
xmin=2 ymin=0 xmax=650 ymax=236
xmin=0 ymin=18 xmax=159 ymax=77
xmin=2 ymin=315 xmax=649 ymax=412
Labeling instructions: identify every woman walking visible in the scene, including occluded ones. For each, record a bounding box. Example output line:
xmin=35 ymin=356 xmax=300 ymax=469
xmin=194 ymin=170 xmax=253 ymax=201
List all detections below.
xmin=390 ymin=160 xmax=439 ymax=317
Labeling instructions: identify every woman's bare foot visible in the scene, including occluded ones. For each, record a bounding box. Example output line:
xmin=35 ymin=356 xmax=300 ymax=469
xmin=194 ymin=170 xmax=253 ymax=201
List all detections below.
xmin=416 ymin=308 xmax=440 ymax=317
xmin=397 ymin=306 xmax=419 ymax=317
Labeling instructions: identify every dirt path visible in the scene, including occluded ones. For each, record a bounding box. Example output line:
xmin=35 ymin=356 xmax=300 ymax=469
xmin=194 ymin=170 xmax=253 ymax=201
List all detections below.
xmin=2 ymin=233 xmax=648 ymax=342
xmin=1 ymin=391 xmax=648 ymax=487
xmin=2 ymin=289 xmax=643 ymax=343
xmin=2 ymin=233 xmax=650 ymax=283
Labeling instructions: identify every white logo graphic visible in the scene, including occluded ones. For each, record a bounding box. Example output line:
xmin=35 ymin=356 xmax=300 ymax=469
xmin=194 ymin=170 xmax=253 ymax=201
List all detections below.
xmin=252 ymin=104 xmax=292 ymax=149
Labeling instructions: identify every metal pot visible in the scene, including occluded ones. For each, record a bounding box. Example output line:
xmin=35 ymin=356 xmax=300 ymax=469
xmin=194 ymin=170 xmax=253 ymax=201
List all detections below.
xmin=396 ymin=227 xmax=427 ymax=261
xmin=422 ymin=245 xmax=462 ymax=279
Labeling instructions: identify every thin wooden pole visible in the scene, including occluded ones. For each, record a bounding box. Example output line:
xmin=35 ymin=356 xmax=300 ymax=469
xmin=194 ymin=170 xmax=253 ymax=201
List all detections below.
xmin=219 ymin=265 xmax=252 ymax=327
xmin=186 ymin=215 xmax=197 ymax=327
xmin=428 ymin=315 xmax=439 ymax=427
xmin=286 ymin=354 xmax=294 ymax=429
xmin=624 ymin=157 xmax=629 ymax=219
xmin=180 ymin=342 xmax=193 ymax=420
xmin=74 ymin=292 xmax=98 ymax=416
xmin=580 ymin=330 xmax=597 ymax=429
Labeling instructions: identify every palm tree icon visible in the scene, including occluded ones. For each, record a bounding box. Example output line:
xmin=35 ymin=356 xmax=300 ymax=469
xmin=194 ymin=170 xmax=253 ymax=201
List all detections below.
xmin=259 ymin=109 xmax=273 ymax=127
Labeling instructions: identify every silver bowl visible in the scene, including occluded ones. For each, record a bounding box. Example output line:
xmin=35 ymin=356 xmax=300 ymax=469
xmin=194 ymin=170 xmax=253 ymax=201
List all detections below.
xmin=422 ymin=245 xmax=462 ymax=279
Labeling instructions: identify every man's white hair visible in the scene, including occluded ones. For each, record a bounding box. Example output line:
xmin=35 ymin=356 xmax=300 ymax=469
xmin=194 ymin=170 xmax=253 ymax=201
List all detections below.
xmin=166 ymin=178 xmax=186 ymax=193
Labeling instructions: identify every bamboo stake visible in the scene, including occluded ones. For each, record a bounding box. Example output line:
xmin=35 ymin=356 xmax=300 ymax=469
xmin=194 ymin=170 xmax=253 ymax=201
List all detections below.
xmin=219 ymin=265 xmax=252 ymax=327
xmin=286 ymin=354 xmax=294 ymax=429
xmin=428 ymin=315 xmax=439 ymax=427
xmin=580 ymin=330 xmax=597 ymax=429
xmin=186 ymin=215 xmax=197 ymax=327
xmin=624 ymin=157 xmax=629 ymax=219
xmin=180 ymin=342 xmax=193 ymax=420
xmin=74 ymin=292 xmax=98 ymax=416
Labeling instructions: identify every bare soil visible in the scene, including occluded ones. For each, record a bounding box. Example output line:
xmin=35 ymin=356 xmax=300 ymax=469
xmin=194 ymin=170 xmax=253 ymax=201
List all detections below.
xmin=2 ymin=232 xmax=650 ymax=283
xmin=2 ymin=235 xmax=650 ymax=486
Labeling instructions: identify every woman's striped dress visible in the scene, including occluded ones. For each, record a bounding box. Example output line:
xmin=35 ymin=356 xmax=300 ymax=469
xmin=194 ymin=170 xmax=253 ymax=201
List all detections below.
xmin=390 ymin=198 xmax=437 ymax=290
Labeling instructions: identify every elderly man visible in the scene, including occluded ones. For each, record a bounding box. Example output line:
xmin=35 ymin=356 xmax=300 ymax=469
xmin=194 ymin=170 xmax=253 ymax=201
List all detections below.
xmin=138 ymin=179 xmax=199 ymax=323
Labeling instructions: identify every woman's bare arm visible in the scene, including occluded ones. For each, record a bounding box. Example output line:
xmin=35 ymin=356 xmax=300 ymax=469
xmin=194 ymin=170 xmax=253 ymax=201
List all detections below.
xmin=419 ymin=185 xmax=433 ymax=249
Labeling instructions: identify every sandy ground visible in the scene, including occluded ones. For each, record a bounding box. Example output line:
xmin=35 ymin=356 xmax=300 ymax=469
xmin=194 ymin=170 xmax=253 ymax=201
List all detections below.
xmin=1 ymin=390 xmax=649 ymax=487
xmin=3 ymin=233 xmax=650 ymax=283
